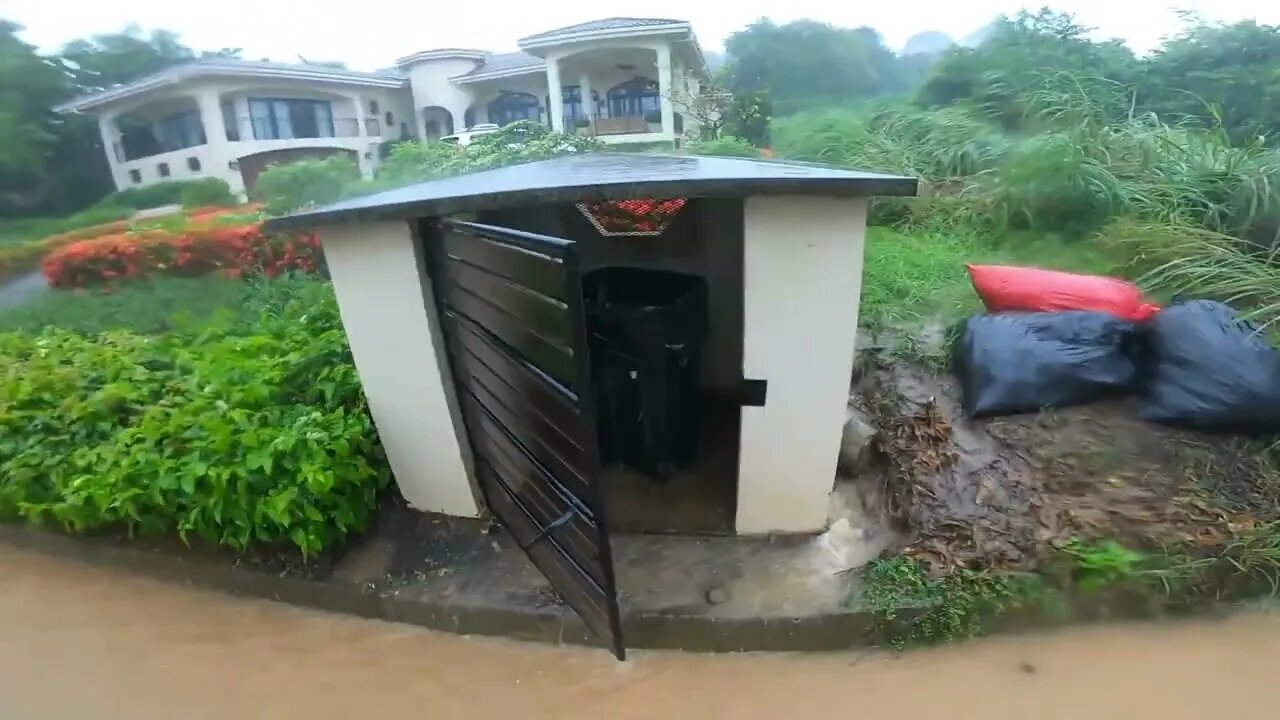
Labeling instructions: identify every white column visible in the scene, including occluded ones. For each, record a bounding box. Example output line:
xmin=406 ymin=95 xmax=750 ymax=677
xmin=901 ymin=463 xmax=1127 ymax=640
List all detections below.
xmin=736 ymin=196 xmax=870 ymax=535
xmin=578 ymin=70 xmax=593 ymax=131
xmin=656 ymin=42 xmax=675 ymax=138
xmin=97 ymin=114 xmax=126 ymax=190
xmin=351 ymin=94 xmax=368 ymax=138
xmin=233 ymin=96 xmax=253 ymax=141
xmin=194 ymin=89 xmax=226 ymax=146
xmin=546 ymin=56 xmax=565 ymax=133
xmin=320 ymin=220 xmax=481 ymax=518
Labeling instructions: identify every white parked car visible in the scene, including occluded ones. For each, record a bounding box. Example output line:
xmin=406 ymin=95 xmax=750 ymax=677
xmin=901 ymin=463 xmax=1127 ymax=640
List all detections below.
xmin=440 ymin=123 xmax=500 ymax=146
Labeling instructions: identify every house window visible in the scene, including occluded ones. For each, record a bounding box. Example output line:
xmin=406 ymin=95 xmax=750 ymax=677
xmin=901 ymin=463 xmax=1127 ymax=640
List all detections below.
xmin=157 ymin=110 xmax=206 ymax=151
xmin=369 ymin=99 xmax=379 ymax=114
xmin=606 ymin=77 xmax=660 ymax=118
xmin=157 ymin=162 xmax=171 ymax=178
xmin=400 ymin=122 xmax=410 ymax=138
xmin=221 ymin=99 xmax=239 ymax=141
xmin=486 ymin=92 xmax=541 ymax=126
xmin=187 ymin=156 xmax=201 ymax=172
xmin=365 ymin=118 xmax=381 ymax=135
xmin=385 ymin=111 xmax=394 ymax=127
xmin=248 ymin=98 xmax=335 ymax=140
xmin=128 ymin=169 xmax=142 ymax=184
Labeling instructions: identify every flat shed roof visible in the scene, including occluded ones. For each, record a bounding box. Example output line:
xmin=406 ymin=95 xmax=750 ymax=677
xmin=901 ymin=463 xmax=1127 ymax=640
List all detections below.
xmin=264 ymin=153 xmax=918 ymax=232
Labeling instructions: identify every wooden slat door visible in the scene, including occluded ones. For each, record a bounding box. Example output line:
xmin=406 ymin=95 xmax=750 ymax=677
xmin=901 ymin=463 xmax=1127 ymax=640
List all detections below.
xmin=428 ymin=218 xmax=625 ymax=659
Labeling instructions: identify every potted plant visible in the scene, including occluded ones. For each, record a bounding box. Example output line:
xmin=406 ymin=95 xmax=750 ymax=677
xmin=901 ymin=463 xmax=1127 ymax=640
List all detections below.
xmin=574 ymin=117 xmax=592 ymax=135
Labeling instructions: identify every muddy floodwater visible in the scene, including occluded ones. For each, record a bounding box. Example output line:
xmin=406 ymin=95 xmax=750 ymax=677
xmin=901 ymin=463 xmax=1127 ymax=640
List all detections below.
xmin=2 ymin=546 xmax=1279 ymax=719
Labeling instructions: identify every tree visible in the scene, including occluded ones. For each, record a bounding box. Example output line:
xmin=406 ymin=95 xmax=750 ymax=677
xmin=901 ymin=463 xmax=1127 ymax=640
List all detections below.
xmin=917 ymin=9 xmax=1137 ymax=128
xmin=59 ymin=26 xmax=196 ymax=93
xmin=723 ymin=19 xmax=902 ymax=114
xmin=0 ymin=21 xmax=70 ymax=209
xmin=1143 ymin=20 xmax=1280 ymax=144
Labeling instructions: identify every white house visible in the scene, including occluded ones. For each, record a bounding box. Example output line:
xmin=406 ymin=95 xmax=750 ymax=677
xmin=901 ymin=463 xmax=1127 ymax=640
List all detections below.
xmin=53 ymin=17 xmax=709 ymax=196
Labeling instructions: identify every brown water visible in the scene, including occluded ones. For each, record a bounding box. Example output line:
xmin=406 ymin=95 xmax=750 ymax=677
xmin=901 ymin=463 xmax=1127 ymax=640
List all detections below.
xmin=2 ymin=546 xmax=1279 ymax=720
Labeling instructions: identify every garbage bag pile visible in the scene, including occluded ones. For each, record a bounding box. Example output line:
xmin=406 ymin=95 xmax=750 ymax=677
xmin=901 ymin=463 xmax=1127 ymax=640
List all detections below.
xmin=954 ymin=265 xmax=1280 ymax=433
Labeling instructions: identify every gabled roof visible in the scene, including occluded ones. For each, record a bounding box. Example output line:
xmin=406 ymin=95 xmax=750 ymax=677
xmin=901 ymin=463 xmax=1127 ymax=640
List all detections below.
xmin=264 ymin=153 xmax=919 ymax=231
xmin=55 ymin=57 xmax=406 ymax=114
xmin=519 ymin=17 xmax=686 ymax=43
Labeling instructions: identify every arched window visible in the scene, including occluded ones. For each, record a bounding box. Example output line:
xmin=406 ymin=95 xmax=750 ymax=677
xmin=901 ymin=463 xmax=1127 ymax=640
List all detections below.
xmin=606 ymin=77 xmax=659 ymax=118
xmin=486 ymin=92 xmax=541 ymax=126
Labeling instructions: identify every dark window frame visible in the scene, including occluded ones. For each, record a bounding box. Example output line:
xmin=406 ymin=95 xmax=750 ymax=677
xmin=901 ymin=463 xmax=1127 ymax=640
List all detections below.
xmin=486 ymin=92 xmax=541 ymax=126
xmin=248 ymin=98 xmax=335 ymax=140
xmin=128 ymin=169 xmax=142 ymax=184
xmin=606 ymin=77 xmax=660 ymax=119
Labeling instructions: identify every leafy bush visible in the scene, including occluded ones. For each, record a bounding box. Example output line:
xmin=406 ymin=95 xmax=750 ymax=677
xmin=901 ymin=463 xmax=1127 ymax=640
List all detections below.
xmin=179 ymin=178 xmax=237 ymax=209
xmin=0 ymin=278 xmax=390 ymax=555
xmin=42 ymin=224 xmax=323 ymax=288
xmin=254 ymin=155 xmax=363 ymax=215
xmin=689 ymin=136 xmax=759 ymax=158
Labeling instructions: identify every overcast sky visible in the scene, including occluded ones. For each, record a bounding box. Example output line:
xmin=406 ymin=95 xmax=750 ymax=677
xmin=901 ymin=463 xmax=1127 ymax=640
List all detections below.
xmin=6 ymin=0 xmax=1280 ymax=69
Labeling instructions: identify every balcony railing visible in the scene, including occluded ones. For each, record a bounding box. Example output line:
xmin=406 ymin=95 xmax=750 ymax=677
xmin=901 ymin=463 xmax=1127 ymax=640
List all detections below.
xmin=226 ymin=116 xmax=365 ymax=141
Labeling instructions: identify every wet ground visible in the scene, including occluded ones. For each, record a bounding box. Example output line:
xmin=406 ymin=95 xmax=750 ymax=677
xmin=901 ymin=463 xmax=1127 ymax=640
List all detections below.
xmin=856 ymin=347 xmax=1278 ymax=572
xmin=2 ymin=545 xmax=1279 ymax=719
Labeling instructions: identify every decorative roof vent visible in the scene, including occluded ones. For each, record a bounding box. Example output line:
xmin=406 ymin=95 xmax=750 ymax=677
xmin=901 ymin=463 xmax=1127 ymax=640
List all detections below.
xmin=577 ymin=198 xmax=686 ymax=236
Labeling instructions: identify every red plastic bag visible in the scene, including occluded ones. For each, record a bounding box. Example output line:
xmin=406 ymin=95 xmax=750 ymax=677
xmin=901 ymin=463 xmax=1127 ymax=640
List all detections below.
xmin=966 ymin=264 xmax=1160 ymax=322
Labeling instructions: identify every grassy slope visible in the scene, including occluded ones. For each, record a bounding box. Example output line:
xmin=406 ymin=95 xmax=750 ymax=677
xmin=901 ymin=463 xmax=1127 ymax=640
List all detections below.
xmin=860 ymin=224 xmax=1131 ymax=331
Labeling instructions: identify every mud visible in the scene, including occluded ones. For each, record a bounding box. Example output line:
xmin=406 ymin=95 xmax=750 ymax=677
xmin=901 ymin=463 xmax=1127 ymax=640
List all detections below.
xmin=854 ymin=346 xmax=1277 ymax=572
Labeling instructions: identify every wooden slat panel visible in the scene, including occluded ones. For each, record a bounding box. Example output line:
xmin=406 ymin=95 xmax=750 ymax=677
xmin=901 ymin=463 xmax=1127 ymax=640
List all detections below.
xmin=458 ymin=388 xmax=591 ymax=502
xmin=451 ymin=340 xmax=585 ymax=461
xmin=479 ymin=436 xmax=604 ymax=588
xmin=443 ymin=286 xmax=576 ymax=388
xmin=479 ymin=466 xmax=613 ymax=640
xmin=442 ymin=259 xmax=571 ymax=347
xmin=447 ymin=312 xmax=584 ymax=435
xmin=443 ymin=229 xmax=566 ymax=301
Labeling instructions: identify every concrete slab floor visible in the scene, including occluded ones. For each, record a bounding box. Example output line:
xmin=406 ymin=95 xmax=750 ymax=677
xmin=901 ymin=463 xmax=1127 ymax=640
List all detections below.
xmin=333 ymin=475 xmax=897 ymax=631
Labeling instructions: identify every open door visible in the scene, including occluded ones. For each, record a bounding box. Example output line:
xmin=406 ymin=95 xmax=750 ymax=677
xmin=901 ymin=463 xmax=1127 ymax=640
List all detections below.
xmin=428 ymin=218 xmax=626 ymax=659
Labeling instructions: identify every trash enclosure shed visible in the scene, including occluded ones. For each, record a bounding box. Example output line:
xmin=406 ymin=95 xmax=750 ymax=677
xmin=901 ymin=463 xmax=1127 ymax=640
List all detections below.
xmin=266 ymin=153 xmax=916 ymax=656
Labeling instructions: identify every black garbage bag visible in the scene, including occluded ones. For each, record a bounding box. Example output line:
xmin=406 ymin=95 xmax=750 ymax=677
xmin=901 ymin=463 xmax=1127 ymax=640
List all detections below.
xmin=954 ymin=311 xmax=1140 ymax=418
xmin=1140 ymin=300 xmax=1280 ymax=432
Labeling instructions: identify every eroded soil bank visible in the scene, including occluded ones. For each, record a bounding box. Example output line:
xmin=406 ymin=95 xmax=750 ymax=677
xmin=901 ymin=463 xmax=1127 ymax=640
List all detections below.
xmin=849 ymin=335 xmax=1280 ymax=573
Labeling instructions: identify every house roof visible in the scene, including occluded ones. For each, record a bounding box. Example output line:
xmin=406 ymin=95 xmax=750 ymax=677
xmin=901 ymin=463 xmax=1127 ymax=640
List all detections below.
xmin=452 ymin=51 xmax=545 ymax=82
xmin=519 ymin=17 xmax=687 ymax=43
xmin=54 ymin=57 xmax=406 ymax=114
xmin=264 ymin=153 xmax=918 ymax=232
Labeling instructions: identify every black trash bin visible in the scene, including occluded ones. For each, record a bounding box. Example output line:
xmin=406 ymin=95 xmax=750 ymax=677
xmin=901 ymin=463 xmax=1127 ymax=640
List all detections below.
xmin=583 ymin=267 xmax=709 ymax=479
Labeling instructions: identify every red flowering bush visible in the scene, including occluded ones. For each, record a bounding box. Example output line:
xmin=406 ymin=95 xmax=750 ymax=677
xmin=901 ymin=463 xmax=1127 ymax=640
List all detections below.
xmin=42 ymin=222 xmax=323 ymax=289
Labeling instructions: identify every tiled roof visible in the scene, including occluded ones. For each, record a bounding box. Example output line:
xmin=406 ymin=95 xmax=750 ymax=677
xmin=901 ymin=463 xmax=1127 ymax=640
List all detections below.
xmin=461 ymin=51 xmax=544 ymax=77
xmin=520 ymin=17 xmax=686 ymax=43
xmin=56 ymin=57 xmax=406 ymax=112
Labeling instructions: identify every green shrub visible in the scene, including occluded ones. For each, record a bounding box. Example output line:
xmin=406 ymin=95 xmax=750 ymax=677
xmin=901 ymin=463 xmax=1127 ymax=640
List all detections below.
xmin=688 ymin=136 xmax=759 ymax=158
xmin=98 ymin=179 xmax=220 ymax=211
xmin=0 ymin=277 xmax=389 ymax=555
xmin=255 ymin=155 xmax=363 ymax=215
xmin=179 ymin=178 xmax=237 ymax=209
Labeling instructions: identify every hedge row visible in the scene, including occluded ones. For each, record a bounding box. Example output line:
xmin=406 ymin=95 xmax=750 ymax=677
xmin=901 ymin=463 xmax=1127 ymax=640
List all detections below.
xmin=42 ymin=223 xmax=321 ymax=289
